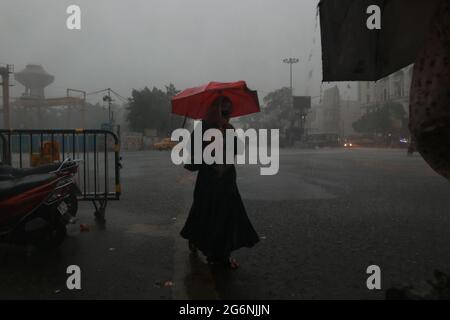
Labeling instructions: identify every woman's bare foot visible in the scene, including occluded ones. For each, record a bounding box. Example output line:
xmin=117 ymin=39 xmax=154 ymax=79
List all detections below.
xmin=228 ymin=257 xmax=240 ymax=270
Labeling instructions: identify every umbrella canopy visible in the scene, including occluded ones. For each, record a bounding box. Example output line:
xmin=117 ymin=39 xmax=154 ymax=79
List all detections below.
xmin=171 ymin=81 xmax=260 ymax=119
xmin=319 ymin=0 xmax=441 ymax=81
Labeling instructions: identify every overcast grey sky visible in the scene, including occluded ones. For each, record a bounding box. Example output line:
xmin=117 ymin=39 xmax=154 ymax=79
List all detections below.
xmin=0 ymin=0 xmax=339 ymax=103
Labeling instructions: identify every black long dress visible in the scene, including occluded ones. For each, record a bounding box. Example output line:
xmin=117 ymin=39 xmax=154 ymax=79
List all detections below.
xmin=180 ymin=121 xmax=259 ymax=261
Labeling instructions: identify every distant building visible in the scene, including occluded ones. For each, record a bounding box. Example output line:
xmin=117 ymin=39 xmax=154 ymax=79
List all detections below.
xmin=340 ymin=99 xmax=362 ymax=138
xmin=357 ymin=65 xmax=414 ymax=114
xmin=306 ymin=85 xmax=361 ymax=138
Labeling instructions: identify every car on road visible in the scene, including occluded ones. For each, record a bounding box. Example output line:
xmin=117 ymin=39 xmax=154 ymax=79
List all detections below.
xmin=343 ymin=141 xmax=355 ymax=148
xmin=153 ymin=138 xmax=177 ymax=151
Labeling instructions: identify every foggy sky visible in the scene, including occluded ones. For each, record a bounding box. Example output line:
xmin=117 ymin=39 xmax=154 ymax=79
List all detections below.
xmin=1 ymin=0 xmax=337 ymax=104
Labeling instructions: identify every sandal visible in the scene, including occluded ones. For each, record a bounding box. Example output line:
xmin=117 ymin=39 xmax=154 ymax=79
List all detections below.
xmin=207 ymin=257 xmax=240 ymax=270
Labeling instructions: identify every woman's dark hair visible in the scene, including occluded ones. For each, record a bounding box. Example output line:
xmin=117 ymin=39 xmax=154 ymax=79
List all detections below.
xmin=211 ymin=96 xmax=232 ymax=108
xmin=220 ymin=96 xmax=232 ymax=118
xmin=205 ymin=96 xmax=233 ymax=127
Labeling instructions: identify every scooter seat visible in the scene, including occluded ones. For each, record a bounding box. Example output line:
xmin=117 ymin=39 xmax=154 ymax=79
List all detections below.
xmin=0 ymin=174 xmax=56 ymax=200
xmin=0 ymin=163 xmax=62 ymax=179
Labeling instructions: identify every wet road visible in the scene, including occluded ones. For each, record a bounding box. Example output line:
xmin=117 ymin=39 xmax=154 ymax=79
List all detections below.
xmin=1 ymin=148 xmax=450 ymax=299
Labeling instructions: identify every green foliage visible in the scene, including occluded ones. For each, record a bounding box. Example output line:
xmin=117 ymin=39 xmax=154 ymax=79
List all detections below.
xmin=261 ymin=87 xmax=294 ymax=130
xmin=165 ymin=83 xmax=180 ymax=100
xmin=126 ymin=83 xmax=179 ymax=135
xmin=263 ymin=87 xmax=292 ymax=111
xmin=352 ymin=102 xmax=407 ymax=135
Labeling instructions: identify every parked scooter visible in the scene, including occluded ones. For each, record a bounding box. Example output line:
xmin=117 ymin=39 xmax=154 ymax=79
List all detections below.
xmin=0 ymin=159 xmax=81 ymax=223
xmin=0 ymin=172 xmax=73 ymax=249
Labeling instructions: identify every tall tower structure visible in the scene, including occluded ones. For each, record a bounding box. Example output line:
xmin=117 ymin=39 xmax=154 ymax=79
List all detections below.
xmin=15 ymin=64 xmax=54 ymax=99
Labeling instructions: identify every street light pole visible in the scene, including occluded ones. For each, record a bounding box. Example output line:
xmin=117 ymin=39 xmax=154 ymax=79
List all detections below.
xmin=282 ymin=57 xmax=299 ymax=95
xmin=103 ymin=88 xmax=113 ymax=127
xmin=282 ymin=58 xmax=299 ymax=147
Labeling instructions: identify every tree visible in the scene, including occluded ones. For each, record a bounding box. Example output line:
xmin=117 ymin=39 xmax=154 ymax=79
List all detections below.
xmin=261 ymin=87 xmax=295 ymax=130
xmin=263 ymin=87 xmax=292 ymax=112
xmin=165 ymin=83 xmax=180 ymax=100
xmin=126 ymin=84 xmax=179 ymax=135
xmin=353 ymin=102 xmax=407 ymax=136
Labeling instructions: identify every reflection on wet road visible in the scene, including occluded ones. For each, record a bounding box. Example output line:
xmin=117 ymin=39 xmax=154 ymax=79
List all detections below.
xmin=1 ymin=148 xmax=450 ymax=299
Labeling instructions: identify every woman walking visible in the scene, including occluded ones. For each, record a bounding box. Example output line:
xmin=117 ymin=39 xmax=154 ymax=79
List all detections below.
xmin=180 ymin=96 xmax=259 ymax=269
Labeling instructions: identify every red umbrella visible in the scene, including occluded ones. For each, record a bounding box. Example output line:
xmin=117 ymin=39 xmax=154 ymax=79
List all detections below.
xmin=171 ymin=81 xmax=260 ymax=119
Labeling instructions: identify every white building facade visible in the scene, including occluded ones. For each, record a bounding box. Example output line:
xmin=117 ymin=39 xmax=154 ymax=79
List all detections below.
xmin=307 ymin=86 xmax=361 ymax=138
xmin=357 ymin=65 xmax=414 ymax=114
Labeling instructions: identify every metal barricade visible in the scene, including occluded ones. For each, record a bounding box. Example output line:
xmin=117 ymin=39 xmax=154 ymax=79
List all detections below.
xmin=0 ymin=129 xmax=121 ymax=220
